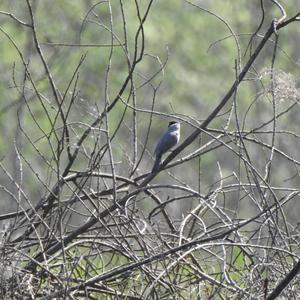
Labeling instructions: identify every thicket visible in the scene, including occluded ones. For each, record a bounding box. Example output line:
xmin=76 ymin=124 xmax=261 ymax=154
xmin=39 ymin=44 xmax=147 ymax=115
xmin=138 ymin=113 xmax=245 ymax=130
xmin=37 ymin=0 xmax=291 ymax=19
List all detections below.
xmin=0 ymin=0 xmax=299 ymax=299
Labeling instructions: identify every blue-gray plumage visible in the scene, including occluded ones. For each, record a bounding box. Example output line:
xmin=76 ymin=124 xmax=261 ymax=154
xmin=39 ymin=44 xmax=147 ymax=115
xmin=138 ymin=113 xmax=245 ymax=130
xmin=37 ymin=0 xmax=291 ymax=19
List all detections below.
xmin=152 ymin=121 xmax=180 ymax=173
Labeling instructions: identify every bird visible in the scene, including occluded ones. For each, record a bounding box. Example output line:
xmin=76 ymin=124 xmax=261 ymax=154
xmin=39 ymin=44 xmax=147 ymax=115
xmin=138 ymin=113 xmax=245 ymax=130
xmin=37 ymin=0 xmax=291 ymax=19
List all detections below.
xmin=152 ymin=121 xmax=180 ymax=173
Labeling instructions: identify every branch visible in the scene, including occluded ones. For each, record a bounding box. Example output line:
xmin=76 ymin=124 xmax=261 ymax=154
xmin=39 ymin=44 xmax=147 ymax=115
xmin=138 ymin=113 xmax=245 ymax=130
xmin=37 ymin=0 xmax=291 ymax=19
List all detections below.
xmin=267 ymin=260 xmax=300 ymax=300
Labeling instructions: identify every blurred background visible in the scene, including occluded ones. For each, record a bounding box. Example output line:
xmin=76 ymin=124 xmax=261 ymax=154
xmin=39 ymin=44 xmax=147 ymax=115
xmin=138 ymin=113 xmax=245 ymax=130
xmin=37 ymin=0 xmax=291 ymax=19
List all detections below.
xmin=1 ymin=1 xmax=300 ymax=298
xmin=0 ymin=0 xmax=300 ymax=222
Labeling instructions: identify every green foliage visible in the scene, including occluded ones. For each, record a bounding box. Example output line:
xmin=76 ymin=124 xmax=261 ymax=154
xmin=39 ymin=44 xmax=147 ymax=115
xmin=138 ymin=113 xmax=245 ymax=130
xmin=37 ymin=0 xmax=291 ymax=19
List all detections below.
xmin=0 ymin=1 xmax=300 ymax=299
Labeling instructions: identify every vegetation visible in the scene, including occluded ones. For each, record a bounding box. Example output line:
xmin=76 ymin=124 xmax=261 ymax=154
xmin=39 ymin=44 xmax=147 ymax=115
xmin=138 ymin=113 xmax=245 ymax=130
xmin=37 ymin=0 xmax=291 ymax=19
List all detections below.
xmin=0 ymin=0 xmax=299 ymax=299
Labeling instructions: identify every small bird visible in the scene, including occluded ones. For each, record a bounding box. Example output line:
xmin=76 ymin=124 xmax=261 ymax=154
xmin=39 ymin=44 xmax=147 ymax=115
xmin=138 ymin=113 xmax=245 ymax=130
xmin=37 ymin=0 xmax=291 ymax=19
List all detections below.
xmin=152 ymin=121 xmax=180 ymax=173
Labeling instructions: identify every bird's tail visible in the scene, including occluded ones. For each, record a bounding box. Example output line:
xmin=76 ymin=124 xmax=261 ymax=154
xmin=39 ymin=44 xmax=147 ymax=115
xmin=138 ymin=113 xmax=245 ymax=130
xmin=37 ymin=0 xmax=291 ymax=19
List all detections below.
xmin=152 ymin=154 xmax=162 ymax=173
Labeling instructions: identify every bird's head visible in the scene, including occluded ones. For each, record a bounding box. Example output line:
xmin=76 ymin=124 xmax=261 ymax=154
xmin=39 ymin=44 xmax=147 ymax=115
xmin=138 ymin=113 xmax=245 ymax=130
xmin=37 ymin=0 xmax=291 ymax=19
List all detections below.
xmin=168 ymin=121 xmax=180 ymax=131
